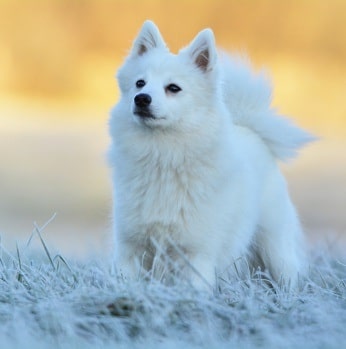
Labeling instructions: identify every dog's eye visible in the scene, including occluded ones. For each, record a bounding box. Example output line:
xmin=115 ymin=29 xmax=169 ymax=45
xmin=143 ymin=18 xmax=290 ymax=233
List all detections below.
xmin=166 ymin=84 xmax=182 ymax=93
xmin=136 ymin=80 xmax=146 ymax=88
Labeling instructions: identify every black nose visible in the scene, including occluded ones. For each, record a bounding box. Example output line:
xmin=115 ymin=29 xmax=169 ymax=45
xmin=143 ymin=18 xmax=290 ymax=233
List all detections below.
xmin=134 ymin=93 xmax=152 ymax=108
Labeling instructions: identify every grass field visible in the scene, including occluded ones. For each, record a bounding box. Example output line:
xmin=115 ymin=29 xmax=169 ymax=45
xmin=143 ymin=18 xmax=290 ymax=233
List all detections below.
xmin=0 ymin=221 xmax=345 ymax=349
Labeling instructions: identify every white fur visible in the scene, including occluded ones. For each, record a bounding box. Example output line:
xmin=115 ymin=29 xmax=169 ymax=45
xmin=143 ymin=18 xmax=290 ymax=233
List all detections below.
xmin=109 ymin=21 xmax=314 ymax=288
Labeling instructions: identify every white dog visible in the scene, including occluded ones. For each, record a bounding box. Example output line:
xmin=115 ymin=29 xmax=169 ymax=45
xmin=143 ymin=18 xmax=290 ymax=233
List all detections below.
xmin=109 ymin=21 xmax=313 ymax=288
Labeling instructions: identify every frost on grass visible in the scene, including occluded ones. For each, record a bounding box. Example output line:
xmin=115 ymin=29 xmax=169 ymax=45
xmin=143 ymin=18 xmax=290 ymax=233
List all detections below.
xmin=0 ymin=224 xmax=345 ymax=349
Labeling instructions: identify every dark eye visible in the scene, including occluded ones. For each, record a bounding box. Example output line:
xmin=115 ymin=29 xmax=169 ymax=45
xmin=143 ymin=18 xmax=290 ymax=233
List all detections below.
xmin=166 ymin=84 xmax=181 ymax=93
xmin=136 ymin=79 xmax=146 ymax=88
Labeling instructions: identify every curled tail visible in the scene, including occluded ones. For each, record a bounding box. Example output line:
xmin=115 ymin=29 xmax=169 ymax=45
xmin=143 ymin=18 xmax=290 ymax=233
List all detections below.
xmin=220 ymin=53 xmax=315 ymax=161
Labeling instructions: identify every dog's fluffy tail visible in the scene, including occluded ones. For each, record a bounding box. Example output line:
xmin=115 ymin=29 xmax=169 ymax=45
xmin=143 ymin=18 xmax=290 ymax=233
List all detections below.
xmin=220 ymin=54 xmax=315 ymax=161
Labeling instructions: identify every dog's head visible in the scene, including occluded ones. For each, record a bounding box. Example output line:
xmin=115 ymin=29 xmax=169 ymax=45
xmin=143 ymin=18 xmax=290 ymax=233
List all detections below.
xmin=116 ymin=21 xmax=220 ymax=131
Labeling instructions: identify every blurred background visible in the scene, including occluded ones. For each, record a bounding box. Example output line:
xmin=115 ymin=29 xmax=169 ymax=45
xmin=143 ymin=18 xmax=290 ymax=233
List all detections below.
xmin=0 ymin=0 xmax=345 ymax=257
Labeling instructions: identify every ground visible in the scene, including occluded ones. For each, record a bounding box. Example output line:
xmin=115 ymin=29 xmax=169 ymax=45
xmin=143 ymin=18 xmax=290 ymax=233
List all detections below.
xmin=0 ymin=229 xmax=345 ymax=349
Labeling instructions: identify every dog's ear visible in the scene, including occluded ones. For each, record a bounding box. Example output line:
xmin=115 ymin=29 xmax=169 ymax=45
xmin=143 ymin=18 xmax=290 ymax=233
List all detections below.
xmin=184 ymin=29 xmax=217 ymax=72
xmin=130 ymin=20 xmax=167 ymax=57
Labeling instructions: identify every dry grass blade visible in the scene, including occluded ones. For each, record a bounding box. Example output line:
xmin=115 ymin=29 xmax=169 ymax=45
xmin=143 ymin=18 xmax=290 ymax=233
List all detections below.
xmin=16 ymin=242 xmax=22 ymax=270
xmin=26 ymin=213 xmax=57 ymax=248
xmin=34 ymin=222 xmax=56 ymax=270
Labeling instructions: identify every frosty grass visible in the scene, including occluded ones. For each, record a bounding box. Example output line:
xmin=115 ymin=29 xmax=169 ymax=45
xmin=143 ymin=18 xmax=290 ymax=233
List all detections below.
xmin=0 ymin=221 xmax=345 ymax=349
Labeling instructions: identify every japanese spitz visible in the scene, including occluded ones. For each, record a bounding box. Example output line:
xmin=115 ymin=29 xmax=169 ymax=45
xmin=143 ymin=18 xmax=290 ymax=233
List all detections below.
xmin=109 ymin=21 xmax=313 ymax=288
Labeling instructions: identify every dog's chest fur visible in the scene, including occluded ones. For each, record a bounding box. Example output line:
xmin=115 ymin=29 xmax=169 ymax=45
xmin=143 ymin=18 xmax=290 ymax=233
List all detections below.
xmin=115 ymin=136 xmax=224 ymax=245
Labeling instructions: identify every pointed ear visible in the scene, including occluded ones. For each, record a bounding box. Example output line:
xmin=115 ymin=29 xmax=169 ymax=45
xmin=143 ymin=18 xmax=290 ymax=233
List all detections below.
xmin=130 ymin=20 xmax=167 ymax=57
xmin=184 ymin=28 xmax=217 ymax=72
